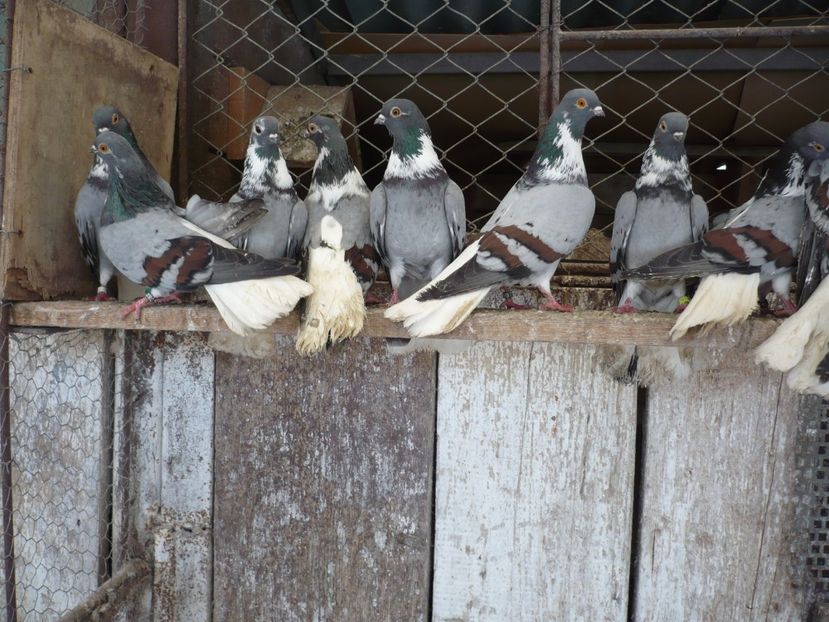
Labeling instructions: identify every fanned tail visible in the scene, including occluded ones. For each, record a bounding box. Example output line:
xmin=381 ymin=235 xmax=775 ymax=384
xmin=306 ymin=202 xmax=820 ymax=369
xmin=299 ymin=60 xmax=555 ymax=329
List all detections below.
xmin=670 ymin=273 xmax=760 ymax=340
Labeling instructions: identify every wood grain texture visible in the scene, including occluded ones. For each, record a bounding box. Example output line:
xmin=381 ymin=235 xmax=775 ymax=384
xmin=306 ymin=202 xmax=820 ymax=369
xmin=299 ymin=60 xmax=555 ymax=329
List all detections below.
xmin=433 ymin=341 xmax=637 ymax=621
xmin=0 ymin=0 xmax=178 ymax=300
xmin=10 ymin=301 xmax=783 ymax=350
xmin=9 ymin=329 xmax=109 ymax=619
xmin=212 ymin=336 xmax=436 ymax=622
xmin=635 ymin=348 xmax=819 ymax=621
xmin=111 ymin=331 xmax=214 ymax=622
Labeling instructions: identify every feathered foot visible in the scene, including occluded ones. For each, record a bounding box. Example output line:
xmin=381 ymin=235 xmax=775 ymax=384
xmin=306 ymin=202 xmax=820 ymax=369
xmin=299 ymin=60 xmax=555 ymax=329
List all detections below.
xmin=539 ymin=296 xmax=573 ymax=312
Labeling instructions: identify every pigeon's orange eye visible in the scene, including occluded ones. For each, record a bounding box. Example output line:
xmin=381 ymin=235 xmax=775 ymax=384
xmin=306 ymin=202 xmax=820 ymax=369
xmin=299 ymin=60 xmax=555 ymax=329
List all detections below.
xmin=390 ymin=106 xmax=402 ymax=118
xmin=660 ymin=120 xmax=668 ymax=131
xmin=815 ymin=143 xmax=826 ymax=153
xmin=98 ymin=143 xmax=109 ymax=153
xmin=111 ymin=113 xmax=119 ymax=124
xmin=575 ymin=98 xmax=588 ymax=109
xmin=308 ymin=123 xmax=319 ymax=134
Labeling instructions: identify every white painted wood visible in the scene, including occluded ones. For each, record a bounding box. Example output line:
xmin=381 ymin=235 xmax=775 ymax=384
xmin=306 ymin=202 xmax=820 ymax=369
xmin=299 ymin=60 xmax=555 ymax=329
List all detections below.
xmin=635 ymin=348 xmax=816 ymax=621
xmin=111 ymin=331 xmax=214 ymax=622
xmin=9 ymin=329 xmax=108 ymax=618
xmin=433 ymin=341 xmax=637 ymax=621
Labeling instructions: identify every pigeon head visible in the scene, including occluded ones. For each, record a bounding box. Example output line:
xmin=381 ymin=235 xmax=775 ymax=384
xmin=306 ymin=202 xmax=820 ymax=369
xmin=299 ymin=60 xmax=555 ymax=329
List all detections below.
xmin=527 ymin=88 xmax=603 ymax=185
xmin=793 ymin=121 xmax=829 ymax=167
xmin=635 ymin=112 xmax=692 ymax=194
xmin=238 ymin=116 xmax=294 ymax=198
xmin=306 ymin=115 xmax=347 ymax=152
xmin=93 ymin=131 xmax=145 ymax=177
xmin=374 ymin=99 xmax=430 ymax=142
xmin=92 ymin=106 xmax=138 ymax=146
xmin=751 ymin=122 xmax=827 ymax=198
xmin=247 ymin=116 xmax=283 ymax=160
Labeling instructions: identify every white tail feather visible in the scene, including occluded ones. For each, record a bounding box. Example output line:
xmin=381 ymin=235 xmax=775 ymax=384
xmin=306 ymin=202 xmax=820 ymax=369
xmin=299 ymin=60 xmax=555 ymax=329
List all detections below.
xmin=755 ymin=275 xmax=829 ymax=372
xmin=670 ymin=273 xmax=760 ymax=340
xmin=385 ymin=241 xmax=490 ymax=337
xmin=296 ymin=221 xmax=366 ymax=355
xmin=179 ymin=213 xmax=313 ymax=335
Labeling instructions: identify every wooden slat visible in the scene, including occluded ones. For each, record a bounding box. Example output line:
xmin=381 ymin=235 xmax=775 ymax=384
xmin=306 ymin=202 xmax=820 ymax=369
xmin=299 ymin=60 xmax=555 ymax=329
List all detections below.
xmin=634 ymin=348 xmax=819 ymax=620
xmin=433 ymin=341 xmax=637 ymax=620
xmin=212 ymin=336 xmax=436 ymax=621
xmin=9 ymin=300 xmax=781 ymax=349
xmin=0 ymin=0 xmax=178 ymax=300
xmin=111 ymin=331 xmax=214 ymax=621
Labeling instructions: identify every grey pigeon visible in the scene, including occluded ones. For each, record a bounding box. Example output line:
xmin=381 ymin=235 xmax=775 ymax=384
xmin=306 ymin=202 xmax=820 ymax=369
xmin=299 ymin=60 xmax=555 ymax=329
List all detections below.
xmin=624 ymin=124 xmax=810 ymax=339
xmin=296 ymin=115 xmax=378 ymax=354
xmin=611 ymin=112 xmax=708 ymax=313
xmin=303 ymin=115 xmax=378 ymax=293
xmin=92 ymin=131 xmax=312 ymax=334
xmin=385 ymin=88 xmax=604 ymax=337
xmin=232 ymin=116 xmax=308 ymax=260
xmin=370 ymin=98 xmax=466 ymax=303
xmin=756 ymin=121 xmax=829 ymax=395
xmin=606 ymin=112 xmax=707 ymax=385
xmin=75 ymin=106 xmax=265 ymax=299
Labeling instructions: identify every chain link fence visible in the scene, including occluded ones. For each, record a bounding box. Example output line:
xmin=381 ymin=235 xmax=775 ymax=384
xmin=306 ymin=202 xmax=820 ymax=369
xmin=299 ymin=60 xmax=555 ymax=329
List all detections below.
xmin=0 ymin=1 xmax=827 ymax=619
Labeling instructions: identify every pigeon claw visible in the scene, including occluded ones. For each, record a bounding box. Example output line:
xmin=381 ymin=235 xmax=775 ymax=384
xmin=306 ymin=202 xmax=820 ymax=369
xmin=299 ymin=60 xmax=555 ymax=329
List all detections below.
xmin=614 ymin=302 xmax=638 ymax=314
xmin=94 ymin=291 xmax=113 ymax=302
xmin=364 ymin=291 xmax=386 ymax=306
xmin=539 ymin=297 xmax=573 ymax=312
xmin=388 ymin=289 xmax=401 ymax=306
xmin=772 ymin=297 xmax=798 ymax=317
xmin=122 ymin=296 xmax=152 ymax=320
xmin=500 ymin=288 xmax=530 ymax=310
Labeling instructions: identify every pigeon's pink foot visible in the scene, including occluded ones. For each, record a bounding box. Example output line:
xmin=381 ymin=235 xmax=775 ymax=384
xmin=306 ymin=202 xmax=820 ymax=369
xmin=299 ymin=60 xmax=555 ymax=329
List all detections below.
xmin=539 ymin=297 xmax=573 ymax=312
xmin=122 ymin=296 xmax=153 ymax=319
xmin=388 ymin=289 xmax=401 ymax=305
xmin=153 ymin=293 xmax=183 ymax=306
xmin=613 ymin=302 xmax=638 ymax=314
xmin=94 ymin=291 xmax=112 ymax=302
xmin=364 ymin=291 xmax=386 ymax=305
xmin=773 ymin=297 xmax=798 ymax=317
xmin=674 ymin=303 xmax=688 ymax=313
xmin=501 ymin=289 xmax=530 ymax=310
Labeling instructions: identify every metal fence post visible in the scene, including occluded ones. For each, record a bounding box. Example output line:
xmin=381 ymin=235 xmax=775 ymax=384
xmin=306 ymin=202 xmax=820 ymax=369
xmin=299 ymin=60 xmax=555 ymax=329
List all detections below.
xmin=0 ymin=305 xmax=17 ymax=622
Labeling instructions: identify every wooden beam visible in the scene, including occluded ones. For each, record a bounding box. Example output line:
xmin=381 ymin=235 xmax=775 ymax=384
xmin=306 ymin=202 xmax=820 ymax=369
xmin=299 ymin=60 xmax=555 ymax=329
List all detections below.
xmin=8 ymin=301 xmax=782 ymax=349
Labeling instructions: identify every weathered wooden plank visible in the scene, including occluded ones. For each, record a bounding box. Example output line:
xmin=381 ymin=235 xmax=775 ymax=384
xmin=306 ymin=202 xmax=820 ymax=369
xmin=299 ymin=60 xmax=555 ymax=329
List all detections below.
xmin=0 ymin=0 xmax=178 ymax=300
xmin=212 ymin=336 xmax=436 ymax=621
xmin=111 ymin=331 xmax=214 ymax=622
xmin=9 ymin=329 xmax=109 ymax=618
xmin=634 ymin=349 xmax=819 ymax=620
xmin=433 ymin=341 xmax=637 ymax=621
xmin=9 ymin=301 xmax=783 ymax=350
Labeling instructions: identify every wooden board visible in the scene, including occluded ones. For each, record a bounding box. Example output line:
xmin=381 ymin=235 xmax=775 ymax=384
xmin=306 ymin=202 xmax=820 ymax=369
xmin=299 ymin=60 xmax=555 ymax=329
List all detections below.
xmin=433 ymin=341 xmax=637 ymax=620
xmin=9 ymin=329 xmax=110 ymax=618
xmin=0 ymin=0 xmax=178 ymax=300
xmin=634 ymin=348 xmax=819 ymax=620
xmin=212 ymin=336 xmax=436 ymax=621
xmin=111 ymin=331 xmax=214 ymax=621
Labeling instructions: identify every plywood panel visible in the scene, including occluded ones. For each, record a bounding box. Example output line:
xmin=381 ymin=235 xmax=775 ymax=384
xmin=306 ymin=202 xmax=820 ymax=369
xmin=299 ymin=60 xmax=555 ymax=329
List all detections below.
xmin=9 ymin=329 xmax=109 ymax=619
xmin=433 ymin=341 xmax=637 ymax=621
xmin=213 ymin=336 xmax=436 ymax=622
xmin=635 ymin=349 xmax=818 ymax=621
xmin=0 ymin=0 xmax=178 ymax=300
xmin=111 ymin=331 xmax=214 ymax=622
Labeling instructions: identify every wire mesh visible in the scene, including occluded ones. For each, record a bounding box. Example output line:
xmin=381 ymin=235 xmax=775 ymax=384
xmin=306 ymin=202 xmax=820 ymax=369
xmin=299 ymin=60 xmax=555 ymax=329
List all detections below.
xmin=55 ymin=0 xmax=149 ymax=45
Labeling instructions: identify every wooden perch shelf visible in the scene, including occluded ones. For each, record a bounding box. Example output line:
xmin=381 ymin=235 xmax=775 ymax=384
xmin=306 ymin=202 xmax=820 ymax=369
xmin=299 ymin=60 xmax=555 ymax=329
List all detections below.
xmin=7 ymin=301 xmax=782 ymax=350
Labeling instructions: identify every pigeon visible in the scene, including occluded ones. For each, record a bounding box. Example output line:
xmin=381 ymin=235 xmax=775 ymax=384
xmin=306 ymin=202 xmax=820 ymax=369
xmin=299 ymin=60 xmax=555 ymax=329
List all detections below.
xmin=385 ymin=88 xmax=604 ymax=337
xmin=296 ymin=115 xmax=378 ymax=355
xmin=370 ymin=98 xmax=466 ymax=303
xmin=605 ymin=112 xmax=707 ymax=384
xmin=232 ymin=116 xmax=308 ymax=260
xmin=755 ymin=121 xmax=829 ymax=395
xmin=75 ymin=106 xmax=266 ymax=300
xmin=623 ymin=123 xmax=811 ymax=340
xmin=92 ymin=131 xmax=313 ymax=335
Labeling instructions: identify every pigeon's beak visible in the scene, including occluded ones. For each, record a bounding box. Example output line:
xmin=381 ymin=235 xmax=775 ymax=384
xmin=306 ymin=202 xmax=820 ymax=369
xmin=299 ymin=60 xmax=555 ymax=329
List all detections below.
xmin=97 ymin=127 xmax=107 ymax=134
xmin=673 ymin=131 xmax=685 ymax=141
xmin=90 ymin=145 xmax=97 ymax=154
xmin=268 ymin=132 xmax=278 ymax=143
xmin=374 ymin=114 xmax=386 ymax=126
xmin=301 ymin=128 xmax=310 ymax=139
xmin=592 ymin=106 xmax=604 ymax=117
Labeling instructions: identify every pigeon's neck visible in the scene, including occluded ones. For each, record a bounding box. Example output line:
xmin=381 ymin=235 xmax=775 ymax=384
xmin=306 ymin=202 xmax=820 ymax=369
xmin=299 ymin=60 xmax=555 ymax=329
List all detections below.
xmin=88 ymin=155 xmax=109 ymax=188
xmin=103 ymin=165 xmax=172 ymax=225
xmin=755 ymin=148 xmax=805 ymax=199
xmin=385 ymin=130 xmax=445 ymax=181
xmin=238 ymin=143 xmax=295 ymax=198
xmin=635 ymin=142 xmax=692 ymax=195
xmin=308 ymin=145 xmax=368 ymax=211
xmin=526 ymin=114 xmax=587 ymax=185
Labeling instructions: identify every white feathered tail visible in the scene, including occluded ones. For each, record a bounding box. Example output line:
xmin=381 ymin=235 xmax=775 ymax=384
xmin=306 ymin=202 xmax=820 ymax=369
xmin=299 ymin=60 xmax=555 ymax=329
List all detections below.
xmin=296 ymin=216 xmax=366 ymax=354
xmin=755 ymin=275 xmax=829 ymax=374
xmin=385 ymin=241 xmax=490 ymax=337
xmin=180 ymin=220 xmax=313 ymax=335
xmin=670 ymin=272 xmax=760 ymax=340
